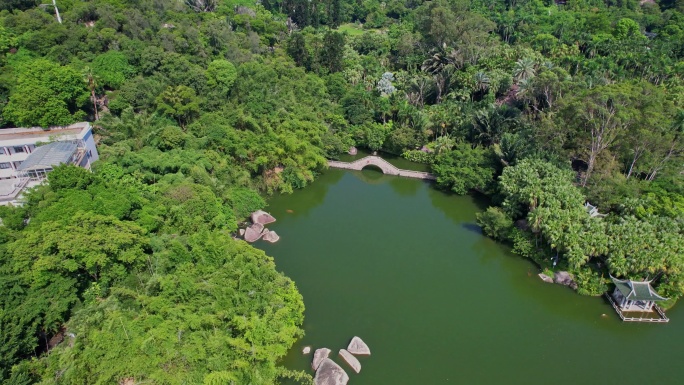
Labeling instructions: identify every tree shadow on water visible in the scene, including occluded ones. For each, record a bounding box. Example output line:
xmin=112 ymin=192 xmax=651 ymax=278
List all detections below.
xmin=387 ymin=176 xmax=424 ymax=197
xmin=267 ymin=168 xmax=346 ymax=219
xmin=462 ymin=222 xmax=483 ymax=235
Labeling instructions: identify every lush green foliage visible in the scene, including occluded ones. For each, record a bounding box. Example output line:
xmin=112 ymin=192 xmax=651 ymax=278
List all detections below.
xmin=476 ymin=207 xmax=513 ymax=241
xmin=2 ymin=0 xmax=684 ymax=380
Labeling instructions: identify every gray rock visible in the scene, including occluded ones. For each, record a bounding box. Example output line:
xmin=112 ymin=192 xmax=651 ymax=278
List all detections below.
xmin=554 ymin=271 xmax=578 ymax=290
xmin=312 ymin=348 xmax=331 ymax=371
xmin=263 ymin=230 xmax=280 ymax=243
xmin=239 ymin=228 xmax=245 ymax=237
xmin=302 ymin=346 xmax=311 ymax=354
xmin=338 ymin=349 xmax=361 ymax=374
xmin=244 ymin=223 xmax=264 ymax=243
xmin=251 ymin=210 xmax=276 ymax=225
xmin=314 ymin=358 xmax=349 ymax=385
xmin=348 ymin=146 xmax=358 ymax=155
xmin=347 ymin=336 xmax=370 ymax=355
xmin=538 ymin=273 xmax=554 ymax=283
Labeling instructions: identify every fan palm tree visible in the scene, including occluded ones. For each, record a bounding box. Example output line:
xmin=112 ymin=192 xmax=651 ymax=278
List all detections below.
xmin=421 ymin=44 xmax=458 ymax=74
xmin=434 ymin=134 xmax=455 ymax=155
xmin=513 ymin=57 xmax=536 ymax=83
xmin=474 ymin=72 xmax=491 ymax=92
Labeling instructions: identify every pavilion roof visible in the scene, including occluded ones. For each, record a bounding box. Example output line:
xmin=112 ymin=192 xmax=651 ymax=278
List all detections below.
xmin=611 ymin=276 xmax=667 ymax=302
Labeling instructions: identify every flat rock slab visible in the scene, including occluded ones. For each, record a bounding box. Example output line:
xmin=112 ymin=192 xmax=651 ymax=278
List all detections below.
xmin=538 ymin=273 xmax=554 ymax=283
xmin=314 ymin=358 xmax=349 ymax=385
xmin=263 ymin=230 xmax=280 ymax=243
xmin=312 ymin=348 xmax=331 ymax=371
xmin=338 ymin=349 xmax=361 ymax=374
xmin=251 ymin=210 xmax=276 ymax=225
xmin=347 ymin=336 xmax=370 ymax=355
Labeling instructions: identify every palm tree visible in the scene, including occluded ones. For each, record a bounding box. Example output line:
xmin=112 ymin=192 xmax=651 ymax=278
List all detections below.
xmin=474 ymin=72 xmax=490 ymax=92
xmin=513 ymin=57 xmax=536 ymax=83
xmin=434 ymin=134 xmax=455 ymax=155
xmin=421 ymin=45 xmax=455 ymax=75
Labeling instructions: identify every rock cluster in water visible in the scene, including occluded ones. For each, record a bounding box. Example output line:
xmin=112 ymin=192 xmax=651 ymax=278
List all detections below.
xmin=314 ymin=359 xmax=349 ymax=385
xmin=539 ymin=271 xmax=578 ymax=290
xmin=538 ymin=273 xmax=554 ymax=283
xmin=251 ymin=210 xmax=276 ymax=225
xmin=554 ymin=271 xmax=578 ymax=290
xmin=310 ymin=337 xmax=370 ymax=385
xmin=338 ymin=349 xmax=361 ymax=373
xmin=312 ymin=348 xmax=331 ymax=371
xmin=240 ymin=211 xmax=279 ymax=243
xmin=346 ymin=337 xmax=371 ymax=355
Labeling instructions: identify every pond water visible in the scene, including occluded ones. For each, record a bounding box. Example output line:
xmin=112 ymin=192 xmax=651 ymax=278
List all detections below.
xmin=258 ymin=168 xmax=684 ymax=385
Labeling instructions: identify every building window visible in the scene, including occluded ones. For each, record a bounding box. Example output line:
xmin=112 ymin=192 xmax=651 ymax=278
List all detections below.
xmin=0 ymin=163 xmax=10 ymax=169
xmin=13 ymin=146 xmax=25 ymax=153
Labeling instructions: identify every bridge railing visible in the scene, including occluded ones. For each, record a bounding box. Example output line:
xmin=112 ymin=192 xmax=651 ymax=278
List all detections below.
xmin=328 ymin=156 xmax=436 ymax=180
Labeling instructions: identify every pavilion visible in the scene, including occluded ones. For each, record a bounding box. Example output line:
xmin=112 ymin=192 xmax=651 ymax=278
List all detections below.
xmin=610 ymin=276 xmax=667 ymax=312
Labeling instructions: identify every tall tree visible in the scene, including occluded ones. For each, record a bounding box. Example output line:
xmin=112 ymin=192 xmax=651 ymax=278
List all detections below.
xmin=560 ymin=83 xmax=643 ymax=186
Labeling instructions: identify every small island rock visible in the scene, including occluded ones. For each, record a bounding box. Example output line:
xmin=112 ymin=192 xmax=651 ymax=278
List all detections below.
xmin=251 ymin=210 xmax=276 ymax=225
xmin=263 ymin=230 xmax=280 ymax=243
xmin=347 ymin=336 xmax=370 ymax=356
xmin=302 ymin=346 xmax=311 ymax=354
xmin=338 ymin=349 xmax=361 ymax=374
xmin=312 ymin=348 xmax=331 ymax=371
xmin=314 ymin=358 xmax=349 ymax=385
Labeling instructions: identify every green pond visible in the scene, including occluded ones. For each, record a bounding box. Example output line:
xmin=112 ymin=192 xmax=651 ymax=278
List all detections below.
xmin=258 ymin=167 xmax=684 ymax=385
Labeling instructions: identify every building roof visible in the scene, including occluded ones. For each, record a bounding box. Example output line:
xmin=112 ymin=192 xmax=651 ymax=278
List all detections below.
xmin=611 ymin=276 xmax=667 ymax=302
xmin=17 ymin=141 xmax=78 ymax=171
xmin=0 ymin=122 xmax=91 ymax=146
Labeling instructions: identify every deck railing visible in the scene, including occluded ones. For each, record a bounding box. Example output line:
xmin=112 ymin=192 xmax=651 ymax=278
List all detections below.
xmin=604 ymin=293 xmax=669 ymax=323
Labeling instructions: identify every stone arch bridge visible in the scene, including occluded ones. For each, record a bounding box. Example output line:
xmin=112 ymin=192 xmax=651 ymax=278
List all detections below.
xmin=328 ymin=156 xmax=436 ymax=180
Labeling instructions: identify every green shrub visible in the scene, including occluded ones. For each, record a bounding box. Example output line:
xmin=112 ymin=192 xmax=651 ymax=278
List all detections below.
xmin=401 ymin=150 xmax=434 ymax=164
xmin=574 ymin=268 xmax=608 ymax=296
xmin=476 ymin=207 xmax=513 ymax=241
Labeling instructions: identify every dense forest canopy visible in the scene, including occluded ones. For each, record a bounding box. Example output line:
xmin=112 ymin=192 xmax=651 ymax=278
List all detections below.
xmin=0 ymin=0 xmax=683 ymax=383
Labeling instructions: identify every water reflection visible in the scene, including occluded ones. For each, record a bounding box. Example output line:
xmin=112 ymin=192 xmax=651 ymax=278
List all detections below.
xmin=266 ymin=168 xmax=345 ymax=219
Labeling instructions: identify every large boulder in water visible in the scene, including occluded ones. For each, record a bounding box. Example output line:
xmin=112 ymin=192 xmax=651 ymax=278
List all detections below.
xmin=312 ymin=348 xmax=331 ymax=371
xmin=244 ymin=223 xmax=264 ymax=242
xmin=347 ymin=336 xmax=370 ymax=355
xmin=251 ymin=210 xmax=276 ymax=225
xmin=314 ymin=358 xmax=349 ymax=385
xmin=554 ymin=271 xmax=578 ymax=290
xmin=263 ymin=230 xmax=280 ymax=243
xmin=338 ymin=349 xmax=361 ymax=374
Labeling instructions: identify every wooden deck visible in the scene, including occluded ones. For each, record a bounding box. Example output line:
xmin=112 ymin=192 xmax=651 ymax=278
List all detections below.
xmin=605 ymin=293 xmax=669 ymax=323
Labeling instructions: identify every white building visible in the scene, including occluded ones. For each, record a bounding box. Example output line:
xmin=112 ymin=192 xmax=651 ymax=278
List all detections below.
xmin=0 ymin=122 xmax=99 ymax=203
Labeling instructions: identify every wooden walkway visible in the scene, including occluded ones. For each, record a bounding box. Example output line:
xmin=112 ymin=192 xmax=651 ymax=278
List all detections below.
xmin=328 ymin=156 xmax=436 ymax=180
